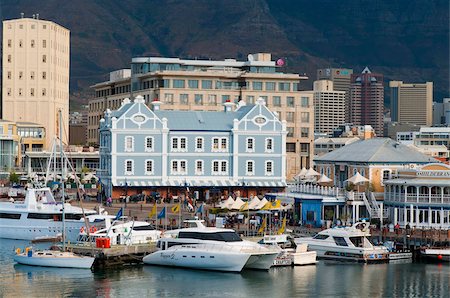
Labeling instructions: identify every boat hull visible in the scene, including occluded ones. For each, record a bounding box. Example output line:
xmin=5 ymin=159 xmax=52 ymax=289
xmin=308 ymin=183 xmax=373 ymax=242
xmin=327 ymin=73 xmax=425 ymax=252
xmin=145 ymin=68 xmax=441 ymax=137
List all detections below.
xmin=14 ymin=253 xmax=94 ymax=269
xmin=143 ymin=248 xmax=250 ymax=272
xmin=303 ymin=244 xmax=388 ymax=263
xmin=244 ymin=252 xmax=279 ymax=270
xmin=421 ymin=249 xmax=450 ymax=261
xmin=0 ymin=221 xmax=86 ymax=242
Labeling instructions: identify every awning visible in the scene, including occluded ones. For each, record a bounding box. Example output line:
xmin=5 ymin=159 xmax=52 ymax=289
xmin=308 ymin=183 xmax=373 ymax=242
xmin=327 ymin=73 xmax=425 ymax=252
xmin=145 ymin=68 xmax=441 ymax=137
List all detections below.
xmin=113 ymin=179 xmax=286 ymax=187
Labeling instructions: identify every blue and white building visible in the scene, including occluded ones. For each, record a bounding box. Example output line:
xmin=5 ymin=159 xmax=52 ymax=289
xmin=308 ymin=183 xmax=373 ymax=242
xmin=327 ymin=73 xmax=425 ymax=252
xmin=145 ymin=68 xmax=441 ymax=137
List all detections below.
xmin=98 ymin=95 xmax=286 ymax=199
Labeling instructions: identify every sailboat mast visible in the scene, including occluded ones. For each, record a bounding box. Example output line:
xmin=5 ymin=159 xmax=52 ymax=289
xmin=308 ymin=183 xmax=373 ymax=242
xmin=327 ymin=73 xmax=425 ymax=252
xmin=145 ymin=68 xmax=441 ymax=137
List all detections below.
xmin=59 ymin=109 xmax=66 ymax=251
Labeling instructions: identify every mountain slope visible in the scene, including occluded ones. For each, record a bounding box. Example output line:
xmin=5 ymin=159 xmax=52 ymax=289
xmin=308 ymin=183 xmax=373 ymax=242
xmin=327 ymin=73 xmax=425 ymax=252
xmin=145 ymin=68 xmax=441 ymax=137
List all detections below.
xmin=0 ymin=0 xmax=448 ymax=105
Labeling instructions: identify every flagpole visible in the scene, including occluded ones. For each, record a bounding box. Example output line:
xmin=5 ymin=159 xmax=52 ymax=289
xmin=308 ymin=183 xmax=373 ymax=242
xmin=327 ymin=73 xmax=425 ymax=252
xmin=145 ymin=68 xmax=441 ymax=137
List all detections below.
xmin=178 ymin=203 xmax=181 ymax=229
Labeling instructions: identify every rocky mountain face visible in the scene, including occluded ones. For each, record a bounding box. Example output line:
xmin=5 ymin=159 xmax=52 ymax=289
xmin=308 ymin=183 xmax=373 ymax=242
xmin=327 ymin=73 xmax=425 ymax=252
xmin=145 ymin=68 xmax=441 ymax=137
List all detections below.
xmin=1 ymin=0 xmax=448 ymax=107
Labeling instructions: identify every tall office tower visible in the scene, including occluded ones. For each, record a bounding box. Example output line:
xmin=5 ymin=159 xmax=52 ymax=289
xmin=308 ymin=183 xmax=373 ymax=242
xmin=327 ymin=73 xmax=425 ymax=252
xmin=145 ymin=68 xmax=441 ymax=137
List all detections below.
xmin=445 ymin=98 xmax=450 ymax=125
xmin=389 ymin=81 xmax=433 ymax=126
xmin=317 ymin=68 xmax=353 ymax=122
xmin=2 ymin=15 xmax=70 ymax=147
xmin=350 ymin=67 xmax=384 ymax=136
xmin=89 ymin=53 xmax=313 ymax=179
xmin=313 ymin=80 xmax=346 ymax=135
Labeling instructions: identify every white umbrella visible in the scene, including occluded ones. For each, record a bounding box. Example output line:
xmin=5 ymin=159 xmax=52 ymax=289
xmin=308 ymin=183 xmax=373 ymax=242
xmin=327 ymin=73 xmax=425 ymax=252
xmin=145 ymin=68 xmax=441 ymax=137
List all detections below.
xmin=345 ymin=172 xmax=369 ymax=192
xmin=255 ymin=197 xmax=269 ymax=210
xmin=305 ymin=168 xmax=320 ymax=177
xmin=248 ymin=197 xmax=261 ymax=210
xmin=230 ymin=197 xmax=245 ymax=210
xmin=219 ymin=196 xmax=235 ymax=209
xmin=296 ymin=167 xmax=308 ymax=178
xmin=345 ymin=172 xmax=369 ymax=185
xmin=317 ymin=174 xmax=332 ymax=183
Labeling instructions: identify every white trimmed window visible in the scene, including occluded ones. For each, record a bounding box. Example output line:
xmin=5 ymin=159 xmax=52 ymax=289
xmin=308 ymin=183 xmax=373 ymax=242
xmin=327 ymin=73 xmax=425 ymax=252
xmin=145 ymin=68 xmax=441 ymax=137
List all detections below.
xmin=246 ymin=160 xmax=255 ymax=176
xmin=265 ymin=138 xmax=274 ymax=153
xmin=171 ymin=160 xmax=187 ymax=175
xmin=171 ymin=160 xmax=178 ymax=173
xmin=265 ymin=160 xmax=274 ymax=176
xmin=195 ymin=160 xmax=204 ymax=175
xmin=212 ymin=137 xmax=228 ymax=152
xmin=124 ymin=136 xmax=134 ymax=152
xmin=246 ymin=137 xmax=255 ymax=153
xmin=195 ymin=137 xmax=204 ymax=152
xmin=145 ymin=137 xmax=154 ymax=152
xmin=171 ymin=137 xmax=188 ymax=152
xmin=212 ymin=160 xmax=228 ymax=175
xmin=125 ymin=160 xmax=134 ymax=175
xmin=381 ymin=169 xmax=391 ymax=186
xmin=145 ymin=160 xmax=154 ymax=175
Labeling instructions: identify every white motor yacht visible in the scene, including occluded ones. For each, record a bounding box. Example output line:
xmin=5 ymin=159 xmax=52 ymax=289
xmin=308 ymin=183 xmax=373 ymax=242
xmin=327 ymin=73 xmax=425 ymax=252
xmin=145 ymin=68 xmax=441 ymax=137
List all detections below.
xmin=14 ymin=247 xmax=94 ymax=269
xmin=295 ymin=222 xmax=389 ymax=263
xmin=77 ymin=216 xmax=161 ymax=246
xmin=143 ymin=220 xmax=279 ymax=272
xmin=0 ymin=187 xmax=97 ymax=241
xmin=260 ymin=234 xmax=317 ymax=266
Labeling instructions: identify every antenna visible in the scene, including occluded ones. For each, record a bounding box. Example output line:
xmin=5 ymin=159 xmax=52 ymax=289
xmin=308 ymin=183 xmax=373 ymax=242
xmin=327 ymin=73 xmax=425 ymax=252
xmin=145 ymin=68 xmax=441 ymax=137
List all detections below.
xmin=36 ymin=13 xmax=39 ymax=20
xmin=20 ymin=12 xmax=24 ymax=18
xmin=32 ymin=14 xmax=36 ymax=19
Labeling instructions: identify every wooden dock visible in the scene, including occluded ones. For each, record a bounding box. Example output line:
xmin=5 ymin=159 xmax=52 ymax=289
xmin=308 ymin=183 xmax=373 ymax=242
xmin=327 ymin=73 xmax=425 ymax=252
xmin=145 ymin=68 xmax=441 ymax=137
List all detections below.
xmin=66 ymin=243 xmax=157 ymax=270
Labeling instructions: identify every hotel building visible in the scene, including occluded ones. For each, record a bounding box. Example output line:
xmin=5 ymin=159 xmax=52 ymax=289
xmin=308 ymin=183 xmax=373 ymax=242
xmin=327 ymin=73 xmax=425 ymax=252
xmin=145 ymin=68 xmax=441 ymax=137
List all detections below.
xmin=89 ymin=53 xmax=313 ymax=179
xmin=2 ymin=15 xmax=70 ymax=147
xmin=384 ymin=163 xmax=450 ymax=228
xmin=389 ymin=81 xmax=433 ymax=126
xmin=98 ymin=96 xmax=286 ymax=199
xmin=312 ymin=80 xmax=346 ymax=135
xmin=317 ymin=68 xmax=353 ymax=122
xmin=350 ymin=67 xmax=384 ymax=136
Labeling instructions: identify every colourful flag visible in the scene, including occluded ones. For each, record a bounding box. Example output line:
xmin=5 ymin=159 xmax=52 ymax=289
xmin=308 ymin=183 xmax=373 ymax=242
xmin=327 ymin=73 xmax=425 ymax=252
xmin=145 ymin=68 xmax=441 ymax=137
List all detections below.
xmin=157 ymin=207 xmax=166 ymax=219
xmin=114 ymin=208 xmax=123 ymax=220
xmin=277 ymin=217 xmax=287 ymax=235
xmin=258 ymin=218 xmax=267 ymax=234
xmin=149 ymin=204 xmax=157 ymax=217
xmin=271 ymin=200 xmax=281 ymax=210
xmin=196 ymin=204 xmax=204 ymax=214
xmin=171 ymin=204 xmax=180 ymax=214
xmin=239 ymin=202 xmax=249 ymax=212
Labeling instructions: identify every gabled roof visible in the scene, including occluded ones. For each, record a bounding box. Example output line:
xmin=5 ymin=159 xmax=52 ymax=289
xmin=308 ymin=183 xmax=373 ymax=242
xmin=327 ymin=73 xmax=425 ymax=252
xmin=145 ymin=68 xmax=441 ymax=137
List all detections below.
xmin=154 ymin=105 xmax=253 ymax=131
xmin=315 ymin=138 xmax=437 ymax=164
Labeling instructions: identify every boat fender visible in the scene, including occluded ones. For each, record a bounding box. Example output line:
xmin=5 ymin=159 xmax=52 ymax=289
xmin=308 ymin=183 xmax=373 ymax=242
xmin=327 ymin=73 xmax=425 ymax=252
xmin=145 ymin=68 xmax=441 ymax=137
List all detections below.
xmin=15 ymin=248 xmax=21 ymax=255
xmin=90 ymin=226 xmax=97 ymax=233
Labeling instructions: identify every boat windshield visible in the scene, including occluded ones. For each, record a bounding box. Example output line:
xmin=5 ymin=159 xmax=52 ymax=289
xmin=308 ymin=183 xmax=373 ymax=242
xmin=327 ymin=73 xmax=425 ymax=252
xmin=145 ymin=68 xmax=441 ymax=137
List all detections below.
xmin=349 ymin=236 xmax=364 ymax=247
xmin=312 ymin=234 xmax=329 ymax=240
xmin=178 ymin=231 xmax=243 ymax=242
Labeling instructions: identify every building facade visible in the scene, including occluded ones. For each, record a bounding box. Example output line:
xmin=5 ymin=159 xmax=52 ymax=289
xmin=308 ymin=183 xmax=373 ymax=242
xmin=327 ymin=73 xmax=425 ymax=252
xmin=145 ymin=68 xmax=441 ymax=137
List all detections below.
xmin=89 ymin=53 xmax=313 ymax=179
xmin=350 ymin=67 xmax=384 ymax=136
xmin=389 ymin=81 xmax=433 ymax=126
xmin=312 ymin=80 xmax=346 ymax=135
xmin=384 ymin=163 xmax=450 ymax=228
xmin=2 ymin=15 xmax=70 ymax=147
xmin=317 ymin=68 xmax=353 ymax=123
xmin=98 ymin=96 xmax=287 ymax=199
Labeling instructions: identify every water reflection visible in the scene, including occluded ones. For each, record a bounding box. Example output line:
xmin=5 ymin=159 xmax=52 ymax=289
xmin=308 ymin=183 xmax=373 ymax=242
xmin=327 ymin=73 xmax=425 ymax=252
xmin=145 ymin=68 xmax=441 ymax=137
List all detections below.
xmin=0 ymin=236 xmax=448 ymax=297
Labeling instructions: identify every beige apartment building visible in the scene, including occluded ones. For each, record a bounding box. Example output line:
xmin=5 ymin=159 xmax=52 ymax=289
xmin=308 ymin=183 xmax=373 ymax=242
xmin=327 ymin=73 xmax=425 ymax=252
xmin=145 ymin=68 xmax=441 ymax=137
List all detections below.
xmin=312 ymin=80 xmax=346 ymax=135
xmin=88 ymin=53 xmax=314 ymax=179
xmin=317 ymin=68 xmax=353 ymax=122
xmin=2 ymin=15 xmax=70 ymax=148
xmin=389 ymin=81 xmax=433 ymax=126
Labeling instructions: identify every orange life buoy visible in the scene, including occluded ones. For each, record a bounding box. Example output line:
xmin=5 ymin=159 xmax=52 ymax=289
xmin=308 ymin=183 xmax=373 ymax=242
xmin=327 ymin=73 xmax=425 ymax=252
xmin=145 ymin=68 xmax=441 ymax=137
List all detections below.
xmin=80 ymin=227 xmax=85 ymax=233
xmin=89 ymin=226 xmax=97 ymax=233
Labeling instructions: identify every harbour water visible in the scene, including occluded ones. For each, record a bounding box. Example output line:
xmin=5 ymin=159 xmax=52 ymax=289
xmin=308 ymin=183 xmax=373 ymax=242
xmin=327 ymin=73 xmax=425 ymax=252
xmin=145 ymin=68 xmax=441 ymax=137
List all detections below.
xmin=0 ymin=239 xmax=448 ymax=297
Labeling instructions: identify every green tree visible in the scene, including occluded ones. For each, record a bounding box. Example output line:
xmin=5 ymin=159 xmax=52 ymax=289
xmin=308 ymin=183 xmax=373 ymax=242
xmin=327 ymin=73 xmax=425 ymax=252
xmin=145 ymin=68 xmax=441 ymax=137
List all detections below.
xmin=9 ymin=172 xmax=20 ymax=184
